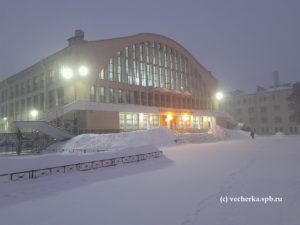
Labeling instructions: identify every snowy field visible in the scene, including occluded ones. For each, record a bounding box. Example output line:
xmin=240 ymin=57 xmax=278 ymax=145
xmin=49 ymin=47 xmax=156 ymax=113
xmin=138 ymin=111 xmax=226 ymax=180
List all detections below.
xmin=0 ymin=131 xmax=300 ymax=225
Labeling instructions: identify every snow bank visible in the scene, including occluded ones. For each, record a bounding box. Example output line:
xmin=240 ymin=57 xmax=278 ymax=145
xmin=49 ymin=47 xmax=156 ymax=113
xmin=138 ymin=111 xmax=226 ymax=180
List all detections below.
xmin=176 ymin=126 xmax=250 ymax=144
xmin=274 ymin=132 xmax=286 ymax=137
xmin=47 ymin=127 xmax=176 ymax=152
xmin=209 ymin=126 xmax=250 ymax=140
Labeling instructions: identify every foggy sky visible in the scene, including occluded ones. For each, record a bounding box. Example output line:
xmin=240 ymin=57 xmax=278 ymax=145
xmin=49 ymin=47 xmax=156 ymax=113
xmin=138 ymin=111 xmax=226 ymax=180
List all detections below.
xmin=0 ymin=0 xmax=299 ymax=92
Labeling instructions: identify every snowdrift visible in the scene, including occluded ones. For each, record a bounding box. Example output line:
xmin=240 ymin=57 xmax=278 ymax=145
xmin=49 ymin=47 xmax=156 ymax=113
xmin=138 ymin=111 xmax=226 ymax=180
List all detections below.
xmin=179 ymin=126 xmax=250 ymax=143
xmin=47 ymin=127 xmax=176 ymax=153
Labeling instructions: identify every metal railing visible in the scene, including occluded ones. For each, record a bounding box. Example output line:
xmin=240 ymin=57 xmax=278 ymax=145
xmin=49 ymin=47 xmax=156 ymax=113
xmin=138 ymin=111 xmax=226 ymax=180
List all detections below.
xmin=0 ymin=151 xmax=163 ymax=182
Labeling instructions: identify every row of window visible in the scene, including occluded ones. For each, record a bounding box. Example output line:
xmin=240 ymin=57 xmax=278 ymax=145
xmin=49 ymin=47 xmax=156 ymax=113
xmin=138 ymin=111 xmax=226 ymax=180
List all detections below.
xmin=235 ymin=105 xmax=282 ymax=115
xmin=0 ymin=88 xmax=64 ymax=118
xmin=119 ymin=112 xmax=213 ymax=130
xmin=0 ymin=68 xmax=69 ymax=102
xmin=246 ymin=115 xmax=298 ymax=124
xmin=99 ymin=42 xmax=205 ymax=97
xmin=90 ymin=86 xmax=209 ymax=109
xmin=254 ymin=126 xmax=298 ymax=134
xmin=230 ymin=92 xmax=290 ymax=105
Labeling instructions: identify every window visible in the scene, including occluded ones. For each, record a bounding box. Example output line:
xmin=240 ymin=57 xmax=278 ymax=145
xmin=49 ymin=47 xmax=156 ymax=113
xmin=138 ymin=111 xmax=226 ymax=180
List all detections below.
xmin=126 ymin=90 xmax=132 ymax=104
xmin=27 ymin=79 xmax=32 ymax=93
xmin=118 ymin=89 xmax=123 ymax=103
xmin=57 ymin=87 xmax=64 ymax=105
xmin=248 ymin=107 xmax=254 ymax=114
xmin=109 ymin=88 xmax=114 ymax=103
xmin=117 ymin=54 xmax=121 ymax=82
xmin=99 ymin=68 xmax=105 ymax=79
xmin=108 ymin=58 xmax=114 ymax=81
xmin=33 ymin=77 xmax=38 ymax=90
xmin=40 ymin=76 xmax=44 ymax=88
xmin=125 ymin=59 xmax=130 ymax=84
xmin=249 ymin=118 xmax=255 ymax=123
xmin=119 ymin=113 xmax=125 ymax=129
xmin=260 ymin=106 xmax=267 ymax=113
xmin=33 ymin=95 xmax=38 ymax=108
xmin=153 ymin=66 xmax=159 ymax=88
xmin=134 ymin=91 xmax=139 ymax=104
xmin=21 ymin=82 xmax=25 ymax=94
xmin=27 ymin=97 xmax=32 ymax=109
xmin=274 ymin=116 xmax=282 ymax=123
xmin=273 ymin=105 xmax=280 ymax=111
xmin=90 ymin=86 xmax=96 ymax=102
xmin=99 ymin=87 xmax=105 ymax=102
xmin=140 ymin=62 xmax=146 ymax=86
xmin=147 ymin=64 xmax=153 ymax=86
xmin=261 ymin=117 xmax=268 ymax=123
xmin=40 ymin=94 xmax=44 ymax=109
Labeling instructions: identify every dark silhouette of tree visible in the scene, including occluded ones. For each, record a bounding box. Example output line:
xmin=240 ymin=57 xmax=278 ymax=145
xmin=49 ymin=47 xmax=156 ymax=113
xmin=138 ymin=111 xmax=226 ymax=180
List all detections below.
xmin=288 ymin=82 xmax=300 ymax=124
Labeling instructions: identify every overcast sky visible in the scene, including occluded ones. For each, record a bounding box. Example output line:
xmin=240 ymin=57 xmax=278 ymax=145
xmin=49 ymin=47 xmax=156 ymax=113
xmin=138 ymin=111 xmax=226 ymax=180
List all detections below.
xmin=0 ymin=0 xmax=299 ymax=92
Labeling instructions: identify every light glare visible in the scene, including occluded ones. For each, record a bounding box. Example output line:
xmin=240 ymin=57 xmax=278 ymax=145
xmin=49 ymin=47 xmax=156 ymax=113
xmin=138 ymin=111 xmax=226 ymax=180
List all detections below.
xmin=61 ymin=67 xmax=73 ymax=79
xmin=78 ymin=66 xmax=89 ymax=76
xmin=216 ymin=92 xmax=224 ymax=101
xmin=30 ymin=110 xmax=38 ymax=118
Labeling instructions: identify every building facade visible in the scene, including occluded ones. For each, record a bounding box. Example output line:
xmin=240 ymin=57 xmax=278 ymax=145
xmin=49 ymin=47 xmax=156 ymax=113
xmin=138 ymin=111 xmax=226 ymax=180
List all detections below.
xmin=0 ymin=30 xmax=218 ymax=133
xmin=221 ymin=86 xmax=299 ymax=135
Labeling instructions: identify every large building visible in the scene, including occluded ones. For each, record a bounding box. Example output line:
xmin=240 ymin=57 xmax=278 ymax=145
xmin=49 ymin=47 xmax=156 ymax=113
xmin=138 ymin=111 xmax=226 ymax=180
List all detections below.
xmin=0 ymin=30 xmax=218 ymax=134
xmin=221 ymin=84 xmax=299 ymax=135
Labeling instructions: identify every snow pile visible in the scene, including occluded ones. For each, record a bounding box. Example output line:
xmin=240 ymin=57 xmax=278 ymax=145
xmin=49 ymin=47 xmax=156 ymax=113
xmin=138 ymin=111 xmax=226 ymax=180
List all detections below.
xmin=274 ymin=132 xmax=286 ymax=136
xmin=177 ymin=126 xmax=250 ymax=144
xmin=47 ymin=127 xmax=176 ymax=152
xmin=209 ymin=126 xmax=250 ymax=140
xmin=208 ymin=126 xmax=230 ymax=140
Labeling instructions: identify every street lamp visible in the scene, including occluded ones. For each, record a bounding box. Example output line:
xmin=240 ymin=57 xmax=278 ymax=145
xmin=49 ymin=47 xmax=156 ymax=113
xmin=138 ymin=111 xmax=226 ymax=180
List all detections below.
xmin=215 ymin=91 xmax=224 ymax=101
xmin=30 ymin=109 xmax=39 ymax=120
xmin=61 ymin=67 xmax=73 ymax=79
xmin=215 ymin=91 xmax=224 ymax=112
xmin=78 ymin=65 xmax=89 ymax=77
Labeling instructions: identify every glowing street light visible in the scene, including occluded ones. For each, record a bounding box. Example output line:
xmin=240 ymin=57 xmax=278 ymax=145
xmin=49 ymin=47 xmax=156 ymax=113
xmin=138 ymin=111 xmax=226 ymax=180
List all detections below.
xmin=215 ymin=92 xmax=224 ymax=101
xmin=3 ymin=117 xmax=7 ymax=121
xmin=61 ymin=67 xmax=73 ymax=79
xmin=30 ymin=109 xmax=39 ymax=119
xmin=78 ymin=65 xmax=89 ymax=77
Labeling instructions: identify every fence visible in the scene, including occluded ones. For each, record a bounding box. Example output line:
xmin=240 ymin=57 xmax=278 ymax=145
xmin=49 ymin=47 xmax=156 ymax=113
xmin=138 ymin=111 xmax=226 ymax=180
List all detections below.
xmin=0 ymin=151 xmax=163 ymax=182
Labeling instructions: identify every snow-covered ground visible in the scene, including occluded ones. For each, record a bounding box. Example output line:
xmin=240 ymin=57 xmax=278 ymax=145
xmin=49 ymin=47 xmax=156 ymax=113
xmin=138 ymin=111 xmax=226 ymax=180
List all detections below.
xmin=0 ymin=130 xmax=300 ymax=224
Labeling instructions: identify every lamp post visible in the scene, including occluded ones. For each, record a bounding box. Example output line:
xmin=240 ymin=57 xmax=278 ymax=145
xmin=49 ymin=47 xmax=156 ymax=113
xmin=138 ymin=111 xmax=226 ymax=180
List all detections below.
xmin=30 ymin=109 xmax=39 ymax=120
xmin=215 ymin=91 xmax=224 ymax=111
xmin=60 ymin=65 xmax=89 ymax=134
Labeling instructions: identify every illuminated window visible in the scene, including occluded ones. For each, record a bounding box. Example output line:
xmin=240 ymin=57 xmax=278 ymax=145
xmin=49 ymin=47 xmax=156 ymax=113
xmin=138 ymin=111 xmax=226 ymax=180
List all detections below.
xmin=133 ymin=61 xmax=139 ymax=85
xmin=159 ymin=67 xmax=165 ymax=88
xmin=147 ymin=64 xmax=153 ymax=86
xmin=126 ymin=59 xmax=131 ymax=84
xmin=99 ymin=68 xmax=105 ymax=79
xmin=153 ymin=66 xmax=159 ymax=88
xmin=117 ymin=55 xmax=121 ymax=82
xmin=108 ymin=58 xmax=114 ymax=81
xmin=140 ymin=62 xmax=146 ymax=86
xmin=119 ymin=113 xmax=125 ymax=129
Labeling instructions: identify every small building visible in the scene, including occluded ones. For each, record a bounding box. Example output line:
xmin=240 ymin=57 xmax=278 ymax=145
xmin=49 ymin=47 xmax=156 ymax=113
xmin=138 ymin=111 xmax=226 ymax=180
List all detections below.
xmin=222 ymin=84 xmax=299 ymax=135
xmin=0 ymin=30 xmax=219 ymax=134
